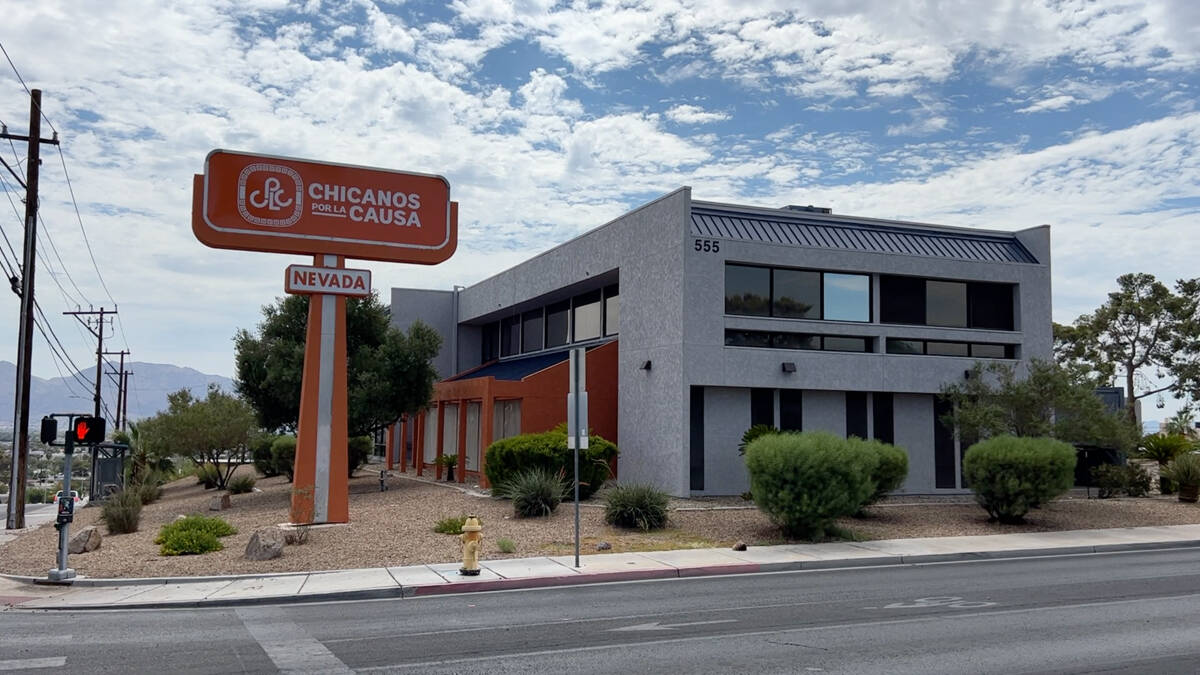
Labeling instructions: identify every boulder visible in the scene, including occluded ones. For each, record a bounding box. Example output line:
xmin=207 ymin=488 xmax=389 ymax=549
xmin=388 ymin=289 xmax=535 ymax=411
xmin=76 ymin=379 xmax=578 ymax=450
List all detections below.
xmin=208 ymin=494 xmax=231 ymax=511
xmin=244 ymin=528 xmax=285 ymax=561
xmin=595 ymin=541 xmax=612 ymax=551
xmin=731 ymin=541 xmax=747 ymax=552
xmin=68 ymin=526 xmax=102 ymax=554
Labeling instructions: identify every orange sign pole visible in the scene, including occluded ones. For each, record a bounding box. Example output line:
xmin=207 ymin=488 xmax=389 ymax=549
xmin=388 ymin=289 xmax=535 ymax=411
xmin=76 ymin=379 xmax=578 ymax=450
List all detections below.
xmin=290 ymin=254 xmax=350 ymax=524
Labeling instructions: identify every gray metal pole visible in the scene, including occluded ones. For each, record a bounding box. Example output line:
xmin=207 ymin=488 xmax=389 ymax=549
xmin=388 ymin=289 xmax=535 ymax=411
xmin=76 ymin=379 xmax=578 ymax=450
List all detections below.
xmin=55 ymin=438 xmax=73 ymax=574
xmin=574 ymin=362 xmax=580 ymax=568
xmin=6 ymin=89 xmax=44 ymax=530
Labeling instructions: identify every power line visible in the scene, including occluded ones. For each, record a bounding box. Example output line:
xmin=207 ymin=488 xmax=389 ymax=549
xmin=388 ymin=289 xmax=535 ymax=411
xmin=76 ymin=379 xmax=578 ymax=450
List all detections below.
xmin=0 ymin=41 xmax=57 ymax=136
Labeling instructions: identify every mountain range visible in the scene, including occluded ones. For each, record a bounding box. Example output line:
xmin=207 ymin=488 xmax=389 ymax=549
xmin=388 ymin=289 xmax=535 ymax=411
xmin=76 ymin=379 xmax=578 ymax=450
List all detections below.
xmin=0 ymin=361 xmax=235 ymax=430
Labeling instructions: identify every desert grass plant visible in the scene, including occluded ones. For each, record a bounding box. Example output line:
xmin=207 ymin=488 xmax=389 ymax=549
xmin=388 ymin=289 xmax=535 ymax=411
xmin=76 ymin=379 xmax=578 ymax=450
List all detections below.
xmin=603 ymin=483 xmax=670 ymax=531
xmin=495 ymin=467 xmax=568 ymax=518
xmin=745 ymin=431 xmax=876 ymax=539
xmin=155 ymin=515 xmax=237 ymax=556
xmin=100 ymin=489 xmax=143 ymax=534
xmin=962 ymin=436 xmax=1075 ymax=524
xmin=1163 ymin=454 xmax=1200 ymax=502
xmin=227 ymin=474 xmax=257 ymax=494
xmin=434 ymin=515 xmax=467 ymax=534
xmin=496 ymin=537 xmax=517 ymax=554
xmin=1090 ymin=464 xmax=1151 ymax=498
xmin=133 ymin=480 xmax=163 ymax=505
xmin=195 ymin=464 xmax=221 ymax=489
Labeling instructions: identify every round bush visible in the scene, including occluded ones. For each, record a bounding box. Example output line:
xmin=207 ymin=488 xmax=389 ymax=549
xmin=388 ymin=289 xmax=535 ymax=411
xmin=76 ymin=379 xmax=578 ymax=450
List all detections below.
xmin=848 ymin=437 xmax=909 ymax=506
xmin=484 ymin=430 xmax=617 ymax=499
xmin=348 ymin=435 xmax=373 ymax=476
xmin=251 ymin=434 xmax=281 ymax=477
xmin=603 ymin=483 xmax=670 ymax=531
xmin=271 ymin=436 xmax=297 ymax=482
xmin=155 ymin=514 xmax=236 ymax=555
xmin=745 ymin=431 xmax=876 ymax=539
xmin=495 ymin=468 xmax=568 ymax=518
xmin=227 ymin=474 xmax=257 ymax=494
xmin=962 ymin=436 xmax=1076 ymax=524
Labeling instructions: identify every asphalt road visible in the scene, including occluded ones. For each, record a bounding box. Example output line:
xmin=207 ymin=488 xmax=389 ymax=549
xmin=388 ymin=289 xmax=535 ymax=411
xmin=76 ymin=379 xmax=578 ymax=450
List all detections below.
xmin=4 ymin=548 xmax=1200 ymax=674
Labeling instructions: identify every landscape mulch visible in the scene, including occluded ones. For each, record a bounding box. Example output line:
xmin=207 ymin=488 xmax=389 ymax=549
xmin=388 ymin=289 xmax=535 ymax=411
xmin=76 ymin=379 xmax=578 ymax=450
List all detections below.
xmin=2 ymin=466 xmax=1199 ymax=579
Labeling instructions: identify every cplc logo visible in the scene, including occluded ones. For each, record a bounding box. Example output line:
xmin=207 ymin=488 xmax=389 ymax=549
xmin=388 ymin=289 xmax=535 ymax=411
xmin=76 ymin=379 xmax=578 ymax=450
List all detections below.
xmin=237 ymin=163 xmax=303 ymax=227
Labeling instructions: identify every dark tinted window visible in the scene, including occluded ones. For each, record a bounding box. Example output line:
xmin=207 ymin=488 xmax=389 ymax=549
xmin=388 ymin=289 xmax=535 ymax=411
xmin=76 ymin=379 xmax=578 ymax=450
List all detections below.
xmin=823 ymin=336 xmax=870 ymax=352
xmin=926 ymin=280 xmax=967 ymax=327
xmin=690 ymin=387 xmax=704 ymax=491
xmin=751 ymin=389 xmax=774 ymax=427
xmin=823 ymin=273 xmax=871 ymax=322
xmin=604 ymin=285 xmax=619 ymax=336
xmin=545 ymin=301 xmax=569 ymax=347
xmin=573 ymin=291 xmax=602 ymax=341
xmin=500 ymin=316 xmax=520 ymax=357
xmin=873 ymin=392 xmax=894 ymax=445
xmin=725 ymin=330 xmax=771 ymax=348
xmin=968 ymin=282 xmax=1014 ymax=330
xmin=726 ymin=264 xmax=771 ymax=316
xmin=880 ymin=275 xmax=925 ymax=324
xmin=926 ymin=341 xmax=969 ymax=357
xmin=780 ymin=389 xmax=803 ymax=431
xmin=773 ymin=332 xmax=818 ymax=350
xmin=481 ymin=321 xmax=499 ymax=362
xmin=970 ymin=343 xmax=1007 ymax=359
xmin=886 ymin=339 xmax=924 ymax=355
xmin=772 ymin=269 xmax=820 ymax=319
xmin=521 ymin=310 xmax=543 ymax=353
xmin=934 ymin=396 xmax=956 ymax=488
xmin=846 ymin=391 xmax=868 ymax=439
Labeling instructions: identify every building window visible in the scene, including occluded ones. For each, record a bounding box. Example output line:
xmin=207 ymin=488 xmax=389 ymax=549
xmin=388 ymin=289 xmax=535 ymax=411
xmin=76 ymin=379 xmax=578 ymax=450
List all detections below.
xmin=773 ymin=332 xmax=819 ymax=350
xmin=751 ymin=388 xmax=774 ymax=427
xmin=500 ymin=316 xmax=520 ymax=357
xmin=970 ymin=343 xmax=1008 ymax=359
xmin=726 ymin=264 xmax=771 ymax=316
xmin=885 ymin=339 xmax=923 ymax=355
xmin=604 ymin=285 xmax=620 ymax=336
xmin=822 ymin=336 xmax=870 ymax=352
xmin=887 ymin=338 xmax=1015 ymax=359
xmin=881 ymin=275 xmax=1015 ymax=331
xmin=481 ymin=321 xmax=499 ymax=362
xmin=926 ymin=280 xmax=968 ymax=328
xmin=846 ymin=392 xmax=868 ymax=439
xmin=521 ymin=309 xmax=544 ymax=353
xmin=779 ymin=389 xmax=803 ymax=431
xmin=725 ymin=330 xmax=772 ymax=348
xmin=545 ymin=300 xmax=570 ymax=347
xmin=493 ymin=399 xmax=521 ymax=441
xmin=824 ymin=273 xmax=871 ymax=322
xmin=725 ymin=330 xmax=871 ymax=353
xmin=772 ymin=269 xmax=820 ymax=319
xmin=926 ymin=341 xmax=969 ymax=357
xmin=573 ymin=290 xmax=602 ymax=341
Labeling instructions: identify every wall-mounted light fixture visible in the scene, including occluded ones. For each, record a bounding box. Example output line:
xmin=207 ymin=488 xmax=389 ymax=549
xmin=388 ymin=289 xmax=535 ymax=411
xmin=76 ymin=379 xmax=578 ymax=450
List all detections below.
xmin=640 ymin=360 xmax=652 ymax=371
xmin=964 ymin=369 xmax=972 ymax=380
xmin=781 ymin=362 xmax=797 ymax=373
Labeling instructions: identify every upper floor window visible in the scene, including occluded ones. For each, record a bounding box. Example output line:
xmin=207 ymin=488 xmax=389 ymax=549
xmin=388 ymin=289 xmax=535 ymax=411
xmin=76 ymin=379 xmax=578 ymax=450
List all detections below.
xmin=880 ymin=275 xmax=1014 ymax=331
xmin=726 ymin=263 xmax=870 ymax=322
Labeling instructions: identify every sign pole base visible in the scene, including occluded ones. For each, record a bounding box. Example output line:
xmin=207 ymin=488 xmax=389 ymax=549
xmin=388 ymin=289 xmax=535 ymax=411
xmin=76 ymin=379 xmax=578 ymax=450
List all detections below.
xmin=290 ymin=255 xmax=350 ymax=525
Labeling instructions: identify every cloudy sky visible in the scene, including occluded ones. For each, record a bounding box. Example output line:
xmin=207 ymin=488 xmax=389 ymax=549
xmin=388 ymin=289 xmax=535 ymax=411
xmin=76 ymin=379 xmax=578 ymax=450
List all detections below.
xmin=1 ymin=0 xmax=1198 ymax=417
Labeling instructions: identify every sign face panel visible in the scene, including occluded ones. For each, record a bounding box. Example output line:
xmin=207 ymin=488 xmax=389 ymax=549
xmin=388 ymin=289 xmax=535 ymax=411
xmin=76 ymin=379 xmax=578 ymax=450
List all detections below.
xmin=194 ymin=150 xmax=457 ymax=264
xmin=70 ymin=416 xmax=105 ymax=444
xmin=285 ymin=265 xmax=372 ymax=297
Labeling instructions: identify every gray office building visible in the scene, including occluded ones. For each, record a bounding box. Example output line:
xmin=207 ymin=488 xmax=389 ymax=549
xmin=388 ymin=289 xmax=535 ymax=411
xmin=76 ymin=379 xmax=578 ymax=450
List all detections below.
xmin=391 ymin=188 xmax=1052 ymax=496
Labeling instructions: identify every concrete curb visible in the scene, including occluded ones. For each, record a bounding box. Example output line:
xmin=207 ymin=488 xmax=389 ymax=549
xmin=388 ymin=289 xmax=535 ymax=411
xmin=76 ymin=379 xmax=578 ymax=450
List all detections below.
xmin=13 ymin=538 xmax=1200 ymax=611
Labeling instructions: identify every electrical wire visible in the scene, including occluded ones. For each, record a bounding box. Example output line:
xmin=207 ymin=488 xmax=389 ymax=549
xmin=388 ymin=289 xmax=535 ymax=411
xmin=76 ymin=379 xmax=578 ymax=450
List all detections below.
xmin=0 ymin=40 xmax=58 ymax=136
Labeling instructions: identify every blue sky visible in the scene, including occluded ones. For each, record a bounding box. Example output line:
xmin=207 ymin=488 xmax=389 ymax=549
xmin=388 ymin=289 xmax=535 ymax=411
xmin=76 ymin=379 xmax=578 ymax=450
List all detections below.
xmin=0 ymin=0 xmax=1198 ymax=418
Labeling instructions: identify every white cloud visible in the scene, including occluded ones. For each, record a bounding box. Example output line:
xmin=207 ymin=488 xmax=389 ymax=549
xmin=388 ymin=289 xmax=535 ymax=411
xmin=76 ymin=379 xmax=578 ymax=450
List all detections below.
xmin=665 ymin=104 xmax=729 ymax=124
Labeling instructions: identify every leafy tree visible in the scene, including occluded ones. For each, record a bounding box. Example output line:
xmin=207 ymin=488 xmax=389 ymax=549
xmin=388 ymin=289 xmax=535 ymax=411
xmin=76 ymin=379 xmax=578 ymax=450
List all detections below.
xmin=138 ymin=386 xmax=257 ymax=489
xmin=1163 ymin=408 xmax=1198 ymax=439
xmin=233 ymin=293 xmax=441 ymax=436
xmin=940 ymin=359 xmax=1136 ymax=453
xmin=1055 ymin=273 xmax=1200 ymax=421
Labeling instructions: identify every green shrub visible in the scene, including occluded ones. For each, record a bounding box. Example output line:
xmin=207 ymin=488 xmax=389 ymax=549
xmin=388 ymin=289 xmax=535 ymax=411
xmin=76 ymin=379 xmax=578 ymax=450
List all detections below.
xmin=1163 ymin=453 xmax=1200 ymax=489
xmin=496 ymin=537 xmax=517 ymax=554
xmin=271 ymin=436 xmax=297 ymax=482
xmin=603 ymin=483 xmax=670 ymax=531
xmin=849 ymin=437 xmax=909 ymax=507
xmin=1138 ymin=434 xmax=1191 ymax=465
xmin=101 ymin=489 xmax=143 ymax=534
xmin=1090 ymin=464 xmax=1151 ymax=498
xmin=26 ymin=487 xmax=50 ymax=504
xmin=155 ymin=515 xmax=237 ymax=555
xmin=745 ymin=431 xmax=876 ymax=539
xmin=434 ymin=515 xmax=466 ymax=534
xmin=196 ymin=464 xmax=220 ymax=489
xmin=251 ymin=434 xmax=280 ymax=477
xmin=962 ymin=436 xmax=1076 ymax=524
xmin=484 ymin=430 xmax=618 ymax=499
xmin=495 ymin=468 xmax=568 ymax=518
xmin=738 ymin=424 xmax=780 ymax=456
xmin=228 ymin=474 xmax=257 ymax=494
xmin=348 ymin=435 xmax=373 ymax=476
xmin=133 ymin=481 xmax=163 ymax=505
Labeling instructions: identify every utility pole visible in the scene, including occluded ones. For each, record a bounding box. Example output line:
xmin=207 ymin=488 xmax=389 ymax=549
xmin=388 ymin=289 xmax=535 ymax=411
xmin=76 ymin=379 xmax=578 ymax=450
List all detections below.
xmin=120 ymin=370 xmax=132 ymax=431
xmin=4 ymin=89 xmax=59 ymax=530
xmin=65 ymin=307 xmax=116 ymax=422
xmin=103 ymin=350 xmax=128 ymax=428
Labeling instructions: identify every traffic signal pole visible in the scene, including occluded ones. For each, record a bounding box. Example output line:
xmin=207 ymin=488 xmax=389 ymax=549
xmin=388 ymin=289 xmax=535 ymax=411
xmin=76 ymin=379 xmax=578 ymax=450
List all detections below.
xmin=49 ymin=430 xmax=76 ymax=582
xmin=4 ymin=89 xmax=59 ymax=531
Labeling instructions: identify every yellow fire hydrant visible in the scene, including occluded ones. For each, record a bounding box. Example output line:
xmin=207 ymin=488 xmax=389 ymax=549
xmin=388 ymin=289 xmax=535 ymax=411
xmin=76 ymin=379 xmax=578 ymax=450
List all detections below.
xmin=459 ymin=515 xmax=483 ymax=576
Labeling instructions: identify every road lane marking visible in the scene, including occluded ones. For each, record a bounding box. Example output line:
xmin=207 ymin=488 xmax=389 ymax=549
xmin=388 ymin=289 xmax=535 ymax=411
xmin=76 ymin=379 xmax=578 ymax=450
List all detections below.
xmin=0 ymin=657 xmax=67 ymax=670
xmin=610 ymin=619 xmax=739 ymax=632
xmin=881 ymin=596 xmax=996 ymax=609
xmin=236 ymin=607 xmax=352 ymax=674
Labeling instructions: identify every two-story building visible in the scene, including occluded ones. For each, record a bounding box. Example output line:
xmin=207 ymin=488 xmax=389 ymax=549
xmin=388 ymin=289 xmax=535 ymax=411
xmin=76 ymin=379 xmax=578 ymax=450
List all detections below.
xmin=388 ymin=187 xmax=1051 ymax=496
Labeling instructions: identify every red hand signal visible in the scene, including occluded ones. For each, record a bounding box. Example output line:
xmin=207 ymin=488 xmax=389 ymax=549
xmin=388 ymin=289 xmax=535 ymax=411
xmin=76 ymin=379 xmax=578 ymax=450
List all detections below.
xmin=75 ymin=420 xmax=90 ymax=441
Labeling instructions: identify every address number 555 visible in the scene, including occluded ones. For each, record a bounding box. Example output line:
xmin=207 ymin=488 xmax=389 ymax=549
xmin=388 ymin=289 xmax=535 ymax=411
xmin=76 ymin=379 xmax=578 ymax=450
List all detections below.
xmin=694 ymin=238 xmax=719 ymax=253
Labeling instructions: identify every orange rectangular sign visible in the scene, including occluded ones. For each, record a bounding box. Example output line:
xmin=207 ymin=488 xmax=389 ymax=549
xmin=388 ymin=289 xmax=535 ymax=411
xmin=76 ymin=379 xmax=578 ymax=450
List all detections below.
xmin=285 ymin=265 xmax=372 ymax=296
xmin=193 ymin=150 xmax=456 ymax=264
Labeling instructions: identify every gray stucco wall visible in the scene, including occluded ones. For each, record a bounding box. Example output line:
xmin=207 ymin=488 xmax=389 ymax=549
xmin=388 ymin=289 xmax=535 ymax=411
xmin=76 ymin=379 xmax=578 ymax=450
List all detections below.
xmin=701 ymin=387 xmax=751 ymax=496
xmin=802 ymin=390 xmax=845 ymax=436
xmin=390 ymin=288 xmax=456 ymax=380
xmin=893 ymin=393 xmax=935 ymax=494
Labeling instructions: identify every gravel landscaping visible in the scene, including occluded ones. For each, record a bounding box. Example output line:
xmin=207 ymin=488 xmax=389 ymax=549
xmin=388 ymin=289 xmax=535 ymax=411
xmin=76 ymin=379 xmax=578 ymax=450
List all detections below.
xmin=2 ymin=465 xmax=1200 ymax=579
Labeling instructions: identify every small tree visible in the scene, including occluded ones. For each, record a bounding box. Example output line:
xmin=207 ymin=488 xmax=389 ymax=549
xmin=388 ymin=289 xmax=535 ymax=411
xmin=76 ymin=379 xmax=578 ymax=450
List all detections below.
xmin=139 ymin=385 xmax=257 ymax=490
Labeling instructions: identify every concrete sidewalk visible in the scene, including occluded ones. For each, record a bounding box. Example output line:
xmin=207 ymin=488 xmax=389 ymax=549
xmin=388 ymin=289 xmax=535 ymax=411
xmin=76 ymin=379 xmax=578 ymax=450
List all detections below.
xmin=4 ymin=523 xmax=1200 ymax=611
